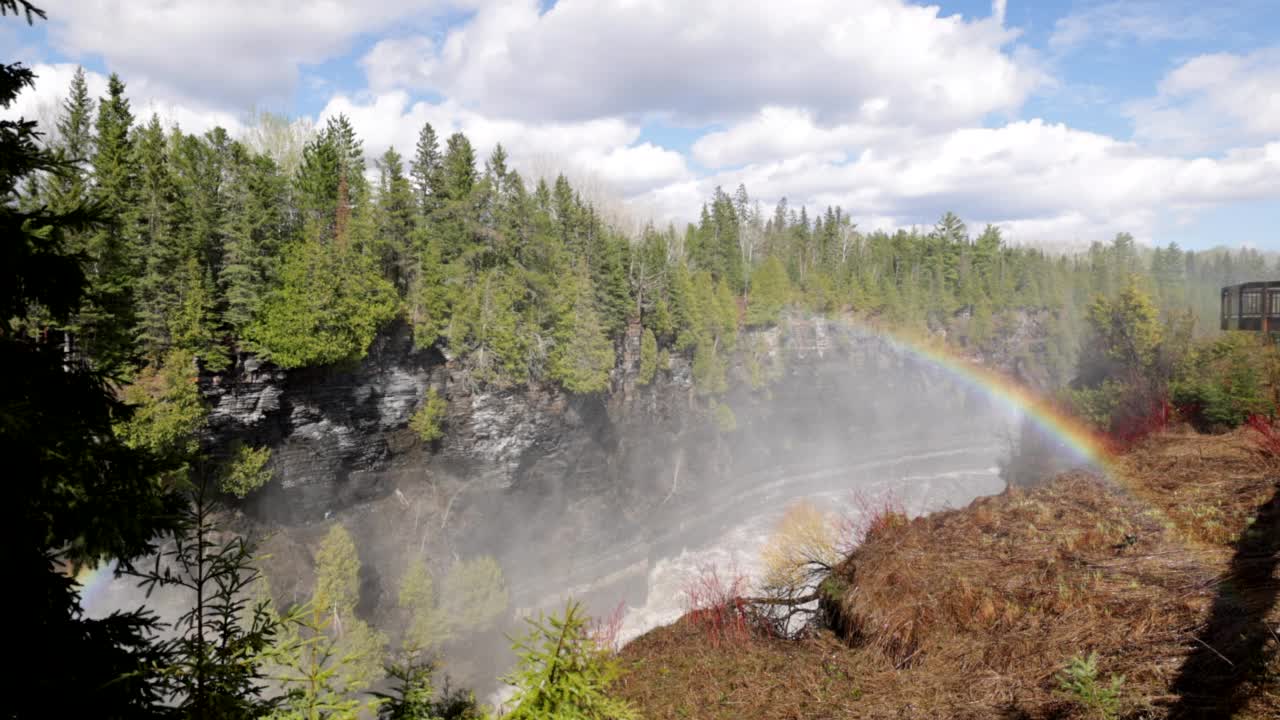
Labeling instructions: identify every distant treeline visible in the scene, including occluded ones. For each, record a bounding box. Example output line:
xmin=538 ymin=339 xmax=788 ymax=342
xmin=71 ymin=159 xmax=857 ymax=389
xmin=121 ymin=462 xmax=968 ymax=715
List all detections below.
xmin=33 ymin=68 xmax=1276 ymax=392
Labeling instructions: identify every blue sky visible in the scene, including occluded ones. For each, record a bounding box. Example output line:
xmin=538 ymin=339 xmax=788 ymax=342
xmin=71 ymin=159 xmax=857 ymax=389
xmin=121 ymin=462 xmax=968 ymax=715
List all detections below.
xmin=5 ymin=0 xmax=1279 ymax=251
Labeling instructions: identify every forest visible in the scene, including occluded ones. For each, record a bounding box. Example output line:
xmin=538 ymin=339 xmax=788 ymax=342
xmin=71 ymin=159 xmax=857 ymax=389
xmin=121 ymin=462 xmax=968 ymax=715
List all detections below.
xmin=7 ymin=2 xmax=1279 ymax=718
xmin=25 ymin=67 xmax=1276 ymax=399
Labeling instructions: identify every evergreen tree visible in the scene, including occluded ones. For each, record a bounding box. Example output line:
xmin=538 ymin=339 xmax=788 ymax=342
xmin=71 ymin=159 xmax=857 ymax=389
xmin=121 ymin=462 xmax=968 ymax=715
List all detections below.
xmin=503 ymin=601 xmax=637 ymax=720
xmin=247 ymin=232 xmax=397 ymax=369
xmin=549 ymin=265 xmax=616 ymax=394
xmin=375 ymin=146 xmax=416 ymax=293
xmin=410 ymin=121 xmax=442 ymax=215
xmin=2 ymin=20 xmax=181 ymax=714
xmin=440 ymin=132 xmax=476 ymax=202
xmin=44 ymin=64 xmax=94 ymax=213
xmin=80 ymin=71 xmax=140 ymax=371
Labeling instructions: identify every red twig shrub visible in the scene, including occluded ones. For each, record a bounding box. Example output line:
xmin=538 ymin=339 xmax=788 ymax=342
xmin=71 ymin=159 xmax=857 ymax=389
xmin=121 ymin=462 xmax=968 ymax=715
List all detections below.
xmin=589 ymin=600 xmax=627 ymax=654
xmin=682 ymin=563 xmax=751 ymax=648
xmin=1246 ymin=413 xmax=1280 ymax=460
xmin=838 ymin=490 xmax=909 ymax=551
xmin=1107 ymin=396 xmax=1172 ymax=451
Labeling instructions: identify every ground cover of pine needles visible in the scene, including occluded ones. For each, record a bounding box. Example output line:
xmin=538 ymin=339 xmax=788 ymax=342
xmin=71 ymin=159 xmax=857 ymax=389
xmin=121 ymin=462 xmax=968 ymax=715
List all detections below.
xmin=614 ymin=426 xmax=1279 ymax=719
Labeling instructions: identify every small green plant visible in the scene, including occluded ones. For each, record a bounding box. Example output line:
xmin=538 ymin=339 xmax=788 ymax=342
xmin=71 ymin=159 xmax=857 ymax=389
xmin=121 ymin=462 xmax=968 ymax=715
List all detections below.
xmin=1057 ymin=652 xmax=1124 ymax=720
xmin=638 ymin=327 xmax=658 ymax=386
xmin=713 ymin=401 xmax=737 ymax=433
xmin=220 ymin=440 xmax=273 ymax=497
xmin=503 ymin=600 xmax=637 ymax=720
xmin=411 ymin=387 xmax=449 ymax=443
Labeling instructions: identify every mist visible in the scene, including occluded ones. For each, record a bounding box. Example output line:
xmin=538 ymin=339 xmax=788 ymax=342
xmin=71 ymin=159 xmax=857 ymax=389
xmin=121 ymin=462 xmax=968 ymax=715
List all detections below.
xmin=69 ymin=319 xmax=1073 ymax=698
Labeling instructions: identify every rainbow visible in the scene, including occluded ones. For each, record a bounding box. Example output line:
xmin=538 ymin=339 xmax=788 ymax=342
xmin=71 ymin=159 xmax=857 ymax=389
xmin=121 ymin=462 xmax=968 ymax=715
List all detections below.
xmin=74 ymin=559 xmax=119 ymax=612
xmin=832 ymin=316 xmax=1116 ymax=474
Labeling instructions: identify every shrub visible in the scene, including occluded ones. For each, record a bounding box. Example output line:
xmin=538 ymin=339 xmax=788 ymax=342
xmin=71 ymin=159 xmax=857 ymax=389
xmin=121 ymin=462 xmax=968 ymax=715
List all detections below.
xmin=589 ymin=600 xmax=627 ymax=655
xmin=713 ymin=401 xmax=737 ymax=433
xmin=637 ymin=328 xmax=658 ymax=386
xmin=439 ymin=556 xmax=508 ymax=634
xmin=682 ymin=564 xmax=752 ymax=648
xmin=761 ymin=501 xmax=840 ymax=594
xmin=503 ymin=600 xmax=637 ymax=720
xmin=1171 ymin=332 xmax=1275 ymax=431
xmin=1246 ymin=414 xmax=1280 ymax=461
xmin=220 ymin=441 xmax=273 ymax=498
xmin=839 ymin=490 xmax=908 ymax=549
xmin=410 ymin=387 xmax=448 ymax=443
xmin=1057 ymin=652 xmax=1124 ymax=720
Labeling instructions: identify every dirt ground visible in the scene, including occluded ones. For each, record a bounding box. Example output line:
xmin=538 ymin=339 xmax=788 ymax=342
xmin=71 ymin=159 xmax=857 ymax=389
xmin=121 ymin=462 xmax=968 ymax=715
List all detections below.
xmin=614 ymin=426 xmax=1280 ymax=719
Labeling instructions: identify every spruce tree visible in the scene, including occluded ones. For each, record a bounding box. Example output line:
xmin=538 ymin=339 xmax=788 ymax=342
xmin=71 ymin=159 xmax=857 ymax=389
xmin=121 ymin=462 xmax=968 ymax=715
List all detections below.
xmin=375 ymin=146 xmax=416 ymax=293
xmin=440 ymin=131 xmax=476 ymax=202
xmin=2 ymin=19 xmax=181 ymax=714
xmin=409 ymin=121 xmax=442 ymax=216
xmin=44 ymin=65 xmax=94 ymax=213
xmin=134 ymin=114 xmax=177 ymax=355
xmin=81 ymin=71 xmax=140 ymax=371
xmin=503 ymin=601 xmax=637 ymax=720
xmin=549 ymin=264 xmax=616 ymax=394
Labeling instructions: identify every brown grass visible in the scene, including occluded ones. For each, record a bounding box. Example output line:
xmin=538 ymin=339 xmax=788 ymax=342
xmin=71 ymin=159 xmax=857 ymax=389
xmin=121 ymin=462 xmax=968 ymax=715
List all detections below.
xmin=615 ymin=427 xmax=1280 ymax=719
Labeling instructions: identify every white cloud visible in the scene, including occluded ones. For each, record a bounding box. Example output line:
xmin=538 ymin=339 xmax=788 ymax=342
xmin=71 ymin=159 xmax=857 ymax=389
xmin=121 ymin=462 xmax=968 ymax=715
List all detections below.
xmin=2 ymin=63 xmax=244 ymax=138
xmin=637 ymin=120 xmax=1280 ymax=246
xmin=1128 ymin=47 xmax=1280 ymax=154
xmin=362 ymin=0 xmax=1043 ymax=127
xmin=44 ymin=0 xmax=452 ymax=109
xmin=1048 ymin=1 xmax=1216 ymax=53
xmin=691 ymin=106 xmax=899 ymax=169
xmin=316 ymin=91 xmax=688 ymax=196
xmin=992 ymin=0 xmax=1007 ymax=25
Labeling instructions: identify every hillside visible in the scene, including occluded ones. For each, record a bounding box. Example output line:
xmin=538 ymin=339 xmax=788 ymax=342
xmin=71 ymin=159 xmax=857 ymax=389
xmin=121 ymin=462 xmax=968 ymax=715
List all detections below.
xmin=614 ymin=427 xmax=1279 ymax=719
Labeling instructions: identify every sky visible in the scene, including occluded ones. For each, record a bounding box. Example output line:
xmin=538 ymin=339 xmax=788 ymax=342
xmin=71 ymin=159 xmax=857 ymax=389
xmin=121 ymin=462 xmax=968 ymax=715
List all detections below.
xmin=3 ymin=0 xmax=1279 ymax=251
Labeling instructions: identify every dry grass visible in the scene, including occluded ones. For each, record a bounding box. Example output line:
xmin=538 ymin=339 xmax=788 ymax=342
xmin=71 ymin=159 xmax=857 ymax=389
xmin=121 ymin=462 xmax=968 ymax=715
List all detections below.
xmin=1119 ymin=424 xmax=1278 ymax=548
xmin=615 ymin=427 xmax=1279 ymax=719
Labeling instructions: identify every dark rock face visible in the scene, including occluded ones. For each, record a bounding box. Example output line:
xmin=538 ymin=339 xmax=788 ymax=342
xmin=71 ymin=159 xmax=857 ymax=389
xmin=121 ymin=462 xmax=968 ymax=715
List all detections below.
xmin=205 ymin=314 xmax=1044 ymax=528
xmin=204 ymin=319 xmax=705 ymax=527
xmin=205 ymin=321 xmax=440 ymax=524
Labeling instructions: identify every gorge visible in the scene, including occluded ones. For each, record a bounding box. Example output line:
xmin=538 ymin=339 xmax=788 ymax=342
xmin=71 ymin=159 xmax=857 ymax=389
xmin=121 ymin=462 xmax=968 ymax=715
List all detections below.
xmin=187 ymin=315 xmax=1082 ymax=692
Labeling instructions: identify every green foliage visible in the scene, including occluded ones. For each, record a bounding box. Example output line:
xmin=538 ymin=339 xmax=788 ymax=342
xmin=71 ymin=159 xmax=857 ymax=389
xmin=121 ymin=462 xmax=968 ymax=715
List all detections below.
xmin=220 ymin=440 xmax=273 ymax=498
xmin=374 ymin=660 xmax=484 ymax=720
xmin=1084 ymin=279 xmax=1162 ymax=376
xmin=2 ymin=18 xmax=183 ymax=713
xmin=264 ymin=605 xmax=381 ymax=720
xmin=549 ymin=268 xmax=616 ymax=394
xmin=745 ymin=256 xmax=789 ymax=326
xmin=314 ymin=523 xmax=361 ymax=619
xmin=398 ymin=557 xmax=452 ymax=653
xmin=119 ymin=348 xmax=208 ymax=463
xmin=1065 ymin=380 xmax=1125 ymax=431
xmin=129 ymin=484 xmax=288 ymax=719
xmin=440 ymin=556 xmax=509 ymax=634
xmin=1171 ymin=332 xmax=1276 ymax=430
xmin=503 ymin=601 xmax=638 ymax=720
xmin=1057 ymin=652 xmax=1124 ymax=720
xmin=411 ymin=387 xmax=449 ymax=443
xmin=713 ymin=401 xmax=738 ymax=433
xmin=248 ymin=234 xmax=398 ymax=369
xmin=638 ymin=327 xmax=658 ymax=385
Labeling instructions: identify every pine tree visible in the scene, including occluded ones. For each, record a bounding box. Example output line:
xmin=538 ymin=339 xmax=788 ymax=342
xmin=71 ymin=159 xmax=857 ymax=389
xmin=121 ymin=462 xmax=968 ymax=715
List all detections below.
xmin=375 ymin=146 xmax=416 ymax=293
xmin=410 ymin=121 xmax=442 ymax=216
xmin=80 ymin=71 xmax=140 ymax=371
xmin=44 ymin=65 xmax=94 ymax=213
xmin=2 ymin=30 xmax=181 ymax=716
xmin=440 ymin=132 xmax=476 ymax=202
xmin=247 ymin=232 xmax=398 ymax=369
xmin=221 ymin=148 xmax=287 ymax=340
xmin=134 ymin=114 xmax=178 ymax=355
xmin=549 ymin=265 xmax=616 ymax=394
xmin=503 ymin=601 xmax=637 ymax=720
